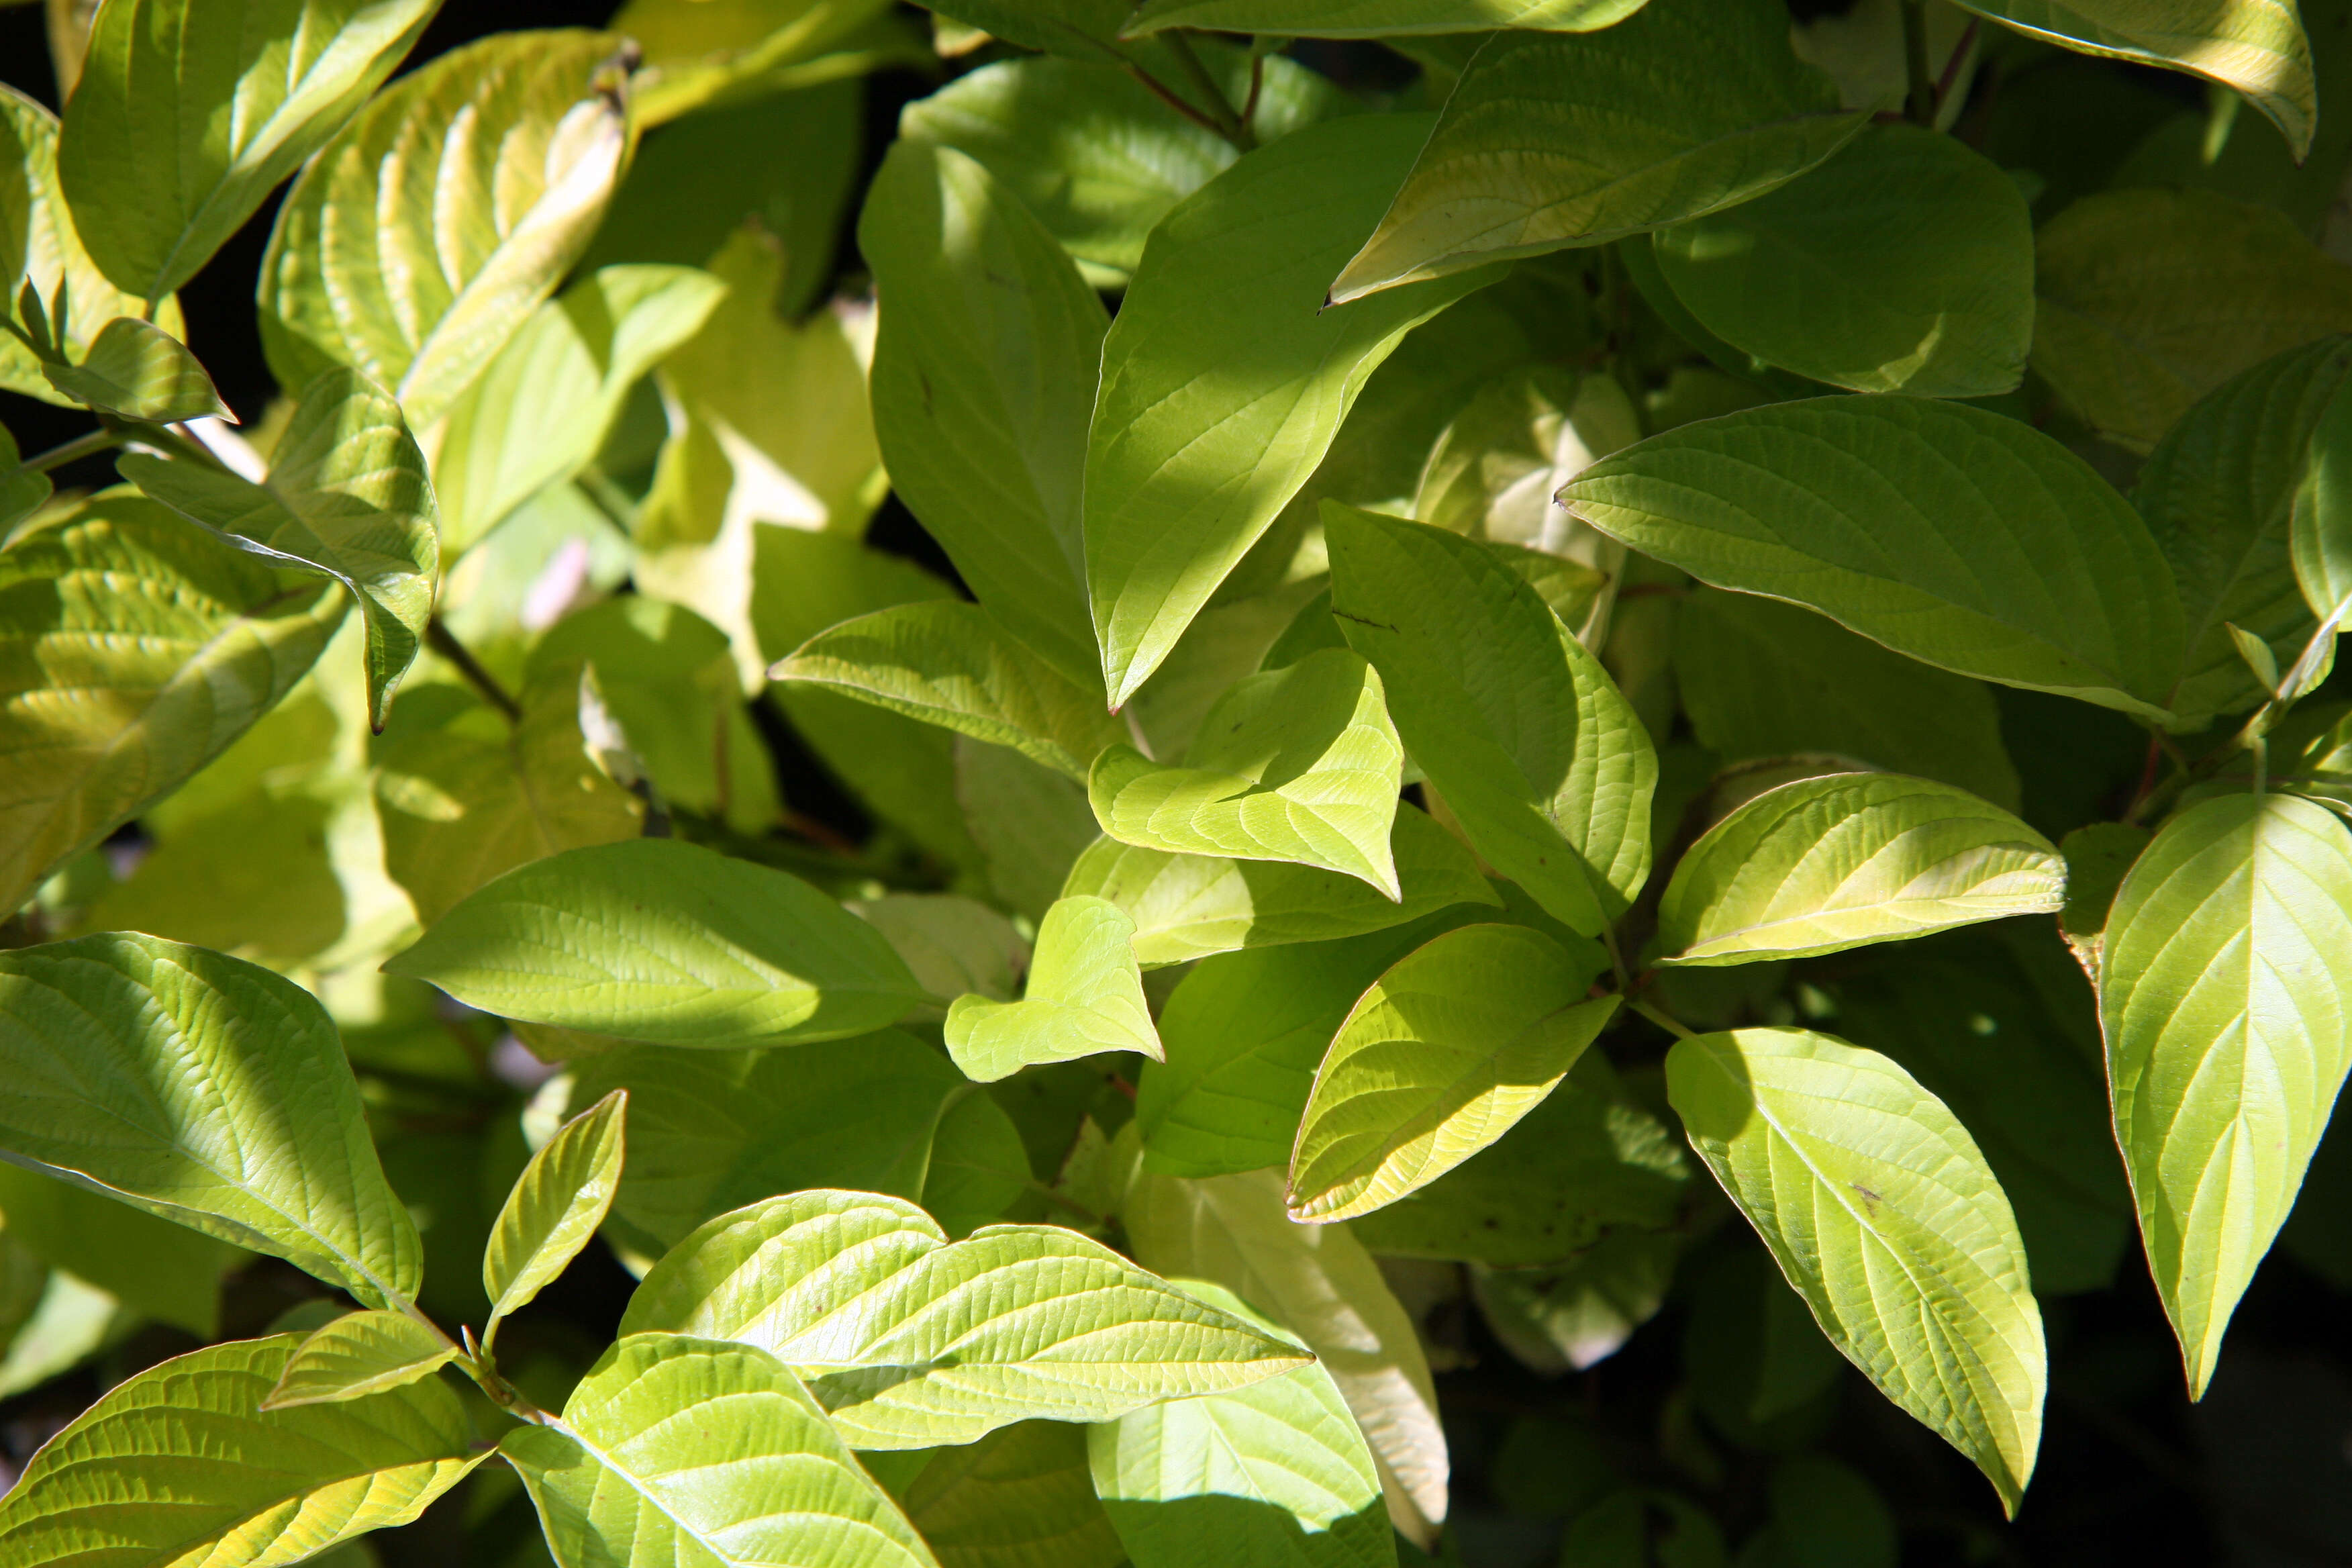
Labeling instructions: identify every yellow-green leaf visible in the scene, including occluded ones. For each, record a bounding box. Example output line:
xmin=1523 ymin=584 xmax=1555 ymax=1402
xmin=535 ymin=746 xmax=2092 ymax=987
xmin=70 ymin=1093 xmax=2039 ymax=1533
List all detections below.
xmin=1123 ymin=0 xmax=1645 ymax=34
xmin=945 ymin=895 xmax=1159 ymax=1083
xmin=262 ymin=1309 xmax=459 ymax=1409
xmin=42 ymin=316 xmax=228 ymax=422
xmin=483 ymin=1087 xmax=626 ymax=1331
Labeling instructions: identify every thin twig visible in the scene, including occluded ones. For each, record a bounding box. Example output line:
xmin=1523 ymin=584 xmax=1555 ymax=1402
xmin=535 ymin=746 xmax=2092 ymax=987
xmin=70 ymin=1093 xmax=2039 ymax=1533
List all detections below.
xmin=10 ymin=426 xmax=117 ymax=475
xmin=1240 ymin=51 xmax=1265 ymax=130
xmin=1161 ymin=31 xmax=1257 ymax=150
xmin=1124 ymin=61 xmax=1233 ymax=140
xmin=426 ymin=616 xmax=521 ymax=722
xmin=1630 ymin=997 xmax=1696 ymax=1040
xmin=1900 ymin=0 xmax=1936 ymax=126
xmin=1934 ymin=17 xmax=1979 ymax=109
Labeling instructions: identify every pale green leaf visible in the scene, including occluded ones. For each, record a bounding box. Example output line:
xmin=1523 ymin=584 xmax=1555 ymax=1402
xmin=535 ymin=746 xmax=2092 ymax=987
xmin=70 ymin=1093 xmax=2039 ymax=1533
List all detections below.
xmin=1089 ymin=648 xmax=1404 ymax=896
xmin=1653 ymin=773 xmax=2066 ymax=967
xmin=122 ymin=367 xmax=438 ymax=730
xmin=1123 ymin=1167 xmax=1448 ymax=1545
xmin=613 ymin=0 xmax=922 ymax=127
xmin=1085 ymin=113 xmax=1500 ymax=704
xmin=0 ymin=932 xmax=424 ymax=1310
xmin=56 ymin=0 xmax=438 ymax=304
xmin=1954 ymin=0 xmax=2313 ymax=158
xmin=897 ymin=45 xmax=1347 ymax=284
xmin=1674 ymin=587 xmax=2020 ymax=809
xmin=0 ymin=1163 xmax=234 ymax=1338
xmin=2032 ymin=190 xmax=2352 ymax=451
xmin=0 ymin=424 xmax=49 ymax=532
xmin=2292 ymin=371 xmax=2352 ymax=621
xmin=258 ymin=30 xmax=630 ymax=427
xmin=1666 ymin=1026 xmax=2046 ymax=1513
xmin=569 ymin=1034 xmax=1028 ymax=1254
xmin=618 ymin=1187 xmax=1310 ymax=1447
xmin=1343 ymin=1051 xmax=1689 ymax=1269
xmin=430 ymin=263 xmax=724 ymax=554
xmin=1289 ymin=924 xmax=1618 ymax=1223
xmin=2100 ymin=791 xmax=2352 ymax=1397
xmin=0 ymin=85 xmax=188 ymax=405
xmin=0 ymin=1334 xmax=481 ymax=1567
xmin=0 ymin=495 xmax=342 ymax=920
xmin=1406 ymin=366 xmax=1640 ymax=553
xmin=1559 ymin=396 xmax=2188 ymax=723
xmin=958 ymin=736 xmax=1100 ymax=921
xmin=854 ymin=893 xmax=1025 ymax=1008
xmin=1326 ymin=0 xmax=1867 ymax=303
xmin=0 ymin=1268 xmax=121 ymax=1402
xmin=262 ymin=1309 xmax=459 ymax=1409
xmin=1089 ymin=1279 xmax=1393 ymax=1568
xmin=1324 ymin=505 xmax=1656 ymax=935
xmin=1471 ymin=1230 xmax=1681 ymax=1373
xmin=1124 ymin=0 xmax=1643 ymax=36
xmin=484 ymin=1087 xmax=626 ymax=1329
xmin=776 ymin=601 xmax=1122 ymax=781
xmin=861 ymin=138 xmax=1104 ymax=685
xmin=1651 ymin=124 xmax=2032 ymax=397
xmin=42 ymin=316 xmax=229 ymax=422
xmin=373 ymin=667 xmax=643 ymax=926
xmin=946 ymin=895 xmax=1159 ymax=1083
xmin=895 ymin=1420 xmax=1124 ymax=1568
xmin=1137 ymin=913 xmax=1489 ymax=1179
xmin=1063 ymin=804 xmax=1498 ymax=967
xmin=385 ymin=838 xmax=924 ymax=1047
xmin=502 ymin=1332 xmax=939 ymax=1568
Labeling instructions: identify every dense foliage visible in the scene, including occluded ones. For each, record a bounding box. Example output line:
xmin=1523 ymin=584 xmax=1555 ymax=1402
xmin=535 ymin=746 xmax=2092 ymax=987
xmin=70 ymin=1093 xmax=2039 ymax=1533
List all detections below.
xmin=1 ymin=0 xmax=2350 ymax=1565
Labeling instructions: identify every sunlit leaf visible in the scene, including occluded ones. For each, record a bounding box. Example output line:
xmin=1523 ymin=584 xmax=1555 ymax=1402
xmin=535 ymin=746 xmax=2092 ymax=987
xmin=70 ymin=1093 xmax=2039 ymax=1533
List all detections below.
xmin=483 ymin=1087 xmax=626 ymax=1331
xmin=612 ymin=0 xmax=924 ymax=126
xmin=2292 ymin=370 xmax=2352 ymax=622
xmin=1123 ymin=0 xmax=1643 ymax=35
xmin=262 ymin=1309 xmax=458 ymax=1409
xmin=385 ymin=838 xmax=924 ymax=1047
xmin=945 ymin=896 xmax=1159 ymax=1083
xmin=1666 ymin=1026 xmax=2045 ymax=1513
xmin=2099 ymin=792 xmax=2352 ymax=1397
xmin=1328 ymin=0 xmax=1866 ymax=302
xmin=42 ymin=316 xmax=228 ymax=422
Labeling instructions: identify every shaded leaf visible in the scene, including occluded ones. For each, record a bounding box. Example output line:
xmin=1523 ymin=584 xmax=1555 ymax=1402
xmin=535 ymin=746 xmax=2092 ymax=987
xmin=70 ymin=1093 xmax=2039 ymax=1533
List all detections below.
xmin=619 ymin=1188 xmax=1311 ymax=1447
xmin=2057 ymin=822 xmax=2149 ymax=987
xmin=502 ymin=1332 xmax=939 ymax=1568
xmin=483 ymin=1087 xmax=626 ymax=1330
xmin=1560 ymin=396 xmax=2188 ymax=723
xmin=42 ymin=316 xmax=229 ymax=422
xmin=263 ymin=1309 xmax=458 ymax=1409
xmin=1325 ymin=506 xmax=1656 ymax=934
xmin=946 ymin=895 xmax=1159 ymax=1083
xmin=258 ymin=29 xmax=630 ymax=426
xmin=2100 ymin=792 xmax=2352 ymax=1396
xmin=1124 ymin=0 xmax=1641 ymax=33
xmin=1086 ymin=113 xmax=1499 ymax=704
xmin=385 ymin=838 xmax=924 ymax=1047
xmin=0 ymin=1163 xmax=234 ymax=1338
xmin=612 ymin=0 xmax=923 ymax=126
xmin=1328 ymin=0 xmax=1866 ymax=302
xmin=1667 ymin=1026 xmax=2045 ymax=1512
xmin=1289 ymin=924 xmax=1618 ymax=1223
xmin=2292 ymin=369 xmax=2352 ymax=620
xmin=1472 ymin=1232 xmax=1683 ymax=1373
xmin=1653 ymin=773 xmax=2066 ymax=967
xmin=0 ymin=932 xmax=424 ymax=1310
xmin=895 ymin=1420 xmax=1125 ymax=1568
xmin=122 ymin=367 xmax=437 ymax=729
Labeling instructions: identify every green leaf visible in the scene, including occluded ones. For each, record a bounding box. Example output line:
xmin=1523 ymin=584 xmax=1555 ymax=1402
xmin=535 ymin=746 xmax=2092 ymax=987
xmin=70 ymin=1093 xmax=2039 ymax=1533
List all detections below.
xmin=611 ymin=0 xmax=923 ymax=127
xmin=1088 ymin=1279 xmax=1394 ymax=1568
xmin=855 ymin=893 xmax=1025 ymax=1009
xmin=0 ymin=933 xmax=425 ymax=1310
xmin=42 ymin=316 xmax=230 ymax=422
xmin=0 ymin=496 xmax=342 ymax=914
xmin=385 ymin=838 xmax=924 ymax=1047
xmin=1138 ymin=913 xmax=1487 ymax=1179
xmin=483 ymin=1087 xmax=626 ymax=1331
xmin=1124 ymin=0 xmax=1643 ymax=34
xmin=0 ymin=424 xmax=49 ymax=532
xmin=121 ymin=367 xmax=436 ymax=730
xmin=897 ymin=46 xmax=1348 ymax=285
xmin=1559 ymin=396 xmax=2188 ymax=724
xmin=258 ymin=30 xmax=630 ymax=426
xmin=1471 ymin=1230 xmax=1681 ymax=1373
xmin=958 ymin=736 xmax=1102 ymax=921
xmin=1089 ymin=648 xmax=1404 ymax=896
xmin=1123 ymin=1167 xmax=1449 ymax=1545
xmin=429 ymin=262 xmax=724 ymax=554
xmin=373 ymin=667 xmax=644 ymax=926
xmin=1289 ymin=924 xmax=1618 ymax=1223
xmin=1665 ymin=1026 xmax=2046 ymax=1514
xmin=1344 ymin=1052 xmax=1692 ymax=1269
xmin=2292 ymin=372 xmax=2352 ymax=620
xmin=569 ymin=1034 xmax=1028 ymax=1254
xmin=0 ymin=1163 xmax=234 ymax=1338
xmin=1652 ymin=773 xmax=2066 ymax=967
xmin=56 ymin=0 xmax=437 ymax=305
xmin=0 ymin=85 xmax=189 ymax=405
xmin=2032 ymin=190 xmax=2352 ymax=452
xmin=1326 ymin=0 xmax=1866 ymax=303
xmin=502 ymin=1332 xmax=939 ymax=1568
xmin=1650 ymin=124 xmax=2032 ymax=397
xmin=1324 ymin=506 xmax=1657 ymax=935
xmin=1085 ymin=113 xmax=1500 ymax=705
xmin=861 ymin=139 xmax=1104 ymax=687
xmin=1673 ymin=588 xmax=2020 ymax=810
xmin=619 ymin=1188 xmax=1311 ymax=1447
xmin=946 ymin=895 xmax=1160 ymax=1083
xmin=2057 ymin=822 xmax=2150 ymax=987
xmin=1064 ymin=804 xmax=1498 ymax=967
xmin=262 ymin=1309 xmax=459 ymax=1409
xmin=0 ymin=1334 xmax=482 ymax=1567
xmin=895 ymin=1420 xmax=1125 ymax=1568
xmin=2099 ymin=791 xmax=2352 ymax=1397
xmin=776 ymin=601 xmax=1122 ymax=781
xmin=1953 ymin=0 xmax=2314 ymax=159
